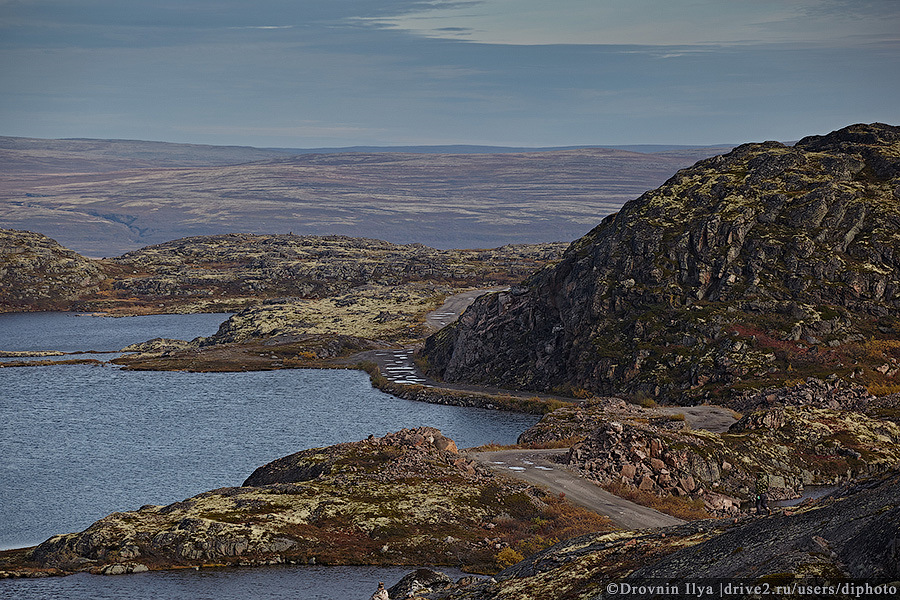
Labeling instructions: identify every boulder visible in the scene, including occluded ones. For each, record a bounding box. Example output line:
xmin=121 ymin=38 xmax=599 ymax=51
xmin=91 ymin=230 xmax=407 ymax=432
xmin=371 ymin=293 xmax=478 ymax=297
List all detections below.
xmin=388 ymin=568 xmax=454 ymax=598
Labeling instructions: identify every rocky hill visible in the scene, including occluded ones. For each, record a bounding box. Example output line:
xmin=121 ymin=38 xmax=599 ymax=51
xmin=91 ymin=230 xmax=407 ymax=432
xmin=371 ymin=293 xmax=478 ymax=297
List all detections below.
xmin=0 ymin=229 xmax=106 ymax=311
xmin=2 ymin=429 xmax=611 ymax=578
xmin=424 ymin=123 xmax=900 ymax=404
xmin=0 ymin=229 xmax=564 ymax=317
xmin=110 ymin=233 xmax=563 ymax=308
xmin=517 ymin=391 xmax=900 ymax=513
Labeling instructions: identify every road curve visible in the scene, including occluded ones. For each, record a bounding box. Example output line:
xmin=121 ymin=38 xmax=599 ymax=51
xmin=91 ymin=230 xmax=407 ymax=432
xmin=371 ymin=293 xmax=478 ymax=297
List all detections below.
xmin=470 ymin=448 xmax=684 ymax=530
xmin=657 ymin=405 xmax=738 ymax=434
xmin=424 ymin=287 xmax=507 ymax=330
xmin=352 ymin=286 xmax=736 ymax=530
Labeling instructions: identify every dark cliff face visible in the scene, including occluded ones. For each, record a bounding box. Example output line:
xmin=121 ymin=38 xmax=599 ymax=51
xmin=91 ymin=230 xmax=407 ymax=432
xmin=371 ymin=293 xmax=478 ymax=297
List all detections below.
xmin=424 ymin=123 xmax=900 ymax=402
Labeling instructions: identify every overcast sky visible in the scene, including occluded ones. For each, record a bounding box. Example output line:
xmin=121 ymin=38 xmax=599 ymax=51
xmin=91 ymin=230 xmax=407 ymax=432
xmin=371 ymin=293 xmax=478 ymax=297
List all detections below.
xmin=1 ymin=0 xmax=898 ymax=148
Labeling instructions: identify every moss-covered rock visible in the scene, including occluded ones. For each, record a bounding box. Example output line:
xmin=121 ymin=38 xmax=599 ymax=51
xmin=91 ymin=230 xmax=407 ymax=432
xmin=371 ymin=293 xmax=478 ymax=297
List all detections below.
xmin=424 ymin=123 xmax=900 ymax=403
xmin=15 ymin=428 xmax=613 ymax=576
xmin=0 ymin=229 xmax=105 ymax=312
xmin=417 ymin=469 xmax=900 ymax=599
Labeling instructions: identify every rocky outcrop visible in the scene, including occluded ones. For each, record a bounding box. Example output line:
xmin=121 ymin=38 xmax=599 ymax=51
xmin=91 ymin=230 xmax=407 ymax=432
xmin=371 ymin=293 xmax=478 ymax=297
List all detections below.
xmin=733 ymin=375 xmax=900 ymax=416
xmin=242 ymin=427 xmax=461 ymax=487
xmin=517 ymin=398 xmax=900 ymax=506
xmin=0 ymin=229 xmax=564 ymax=316
xmin=414 ymin=469 xmax=900 ymax=599
xmin=424 ymin=123 xmax=900 ymax=403
xmin=111 ymin=234 xmax=564 ymax=304
xmin=194 ymin=285 xmax=442 ymax=347
xmin=0 ymin=229 xmax=105 ymax=312
xmin=20 ymin=428 xmax=612 ymax=576
xmin=387 ymin=568 xmax=455 ymax=599
xmin=120 ymin=338 xmax=195 ymax=354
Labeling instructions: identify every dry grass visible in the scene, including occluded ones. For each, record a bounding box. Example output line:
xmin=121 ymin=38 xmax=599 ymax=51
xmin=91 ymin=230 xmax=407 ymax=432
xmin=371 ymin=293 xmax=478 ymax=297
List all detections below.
xmin=867 ymin=382 xmax=900 ymax=396
xmin=602 ymin=481 xmax=712 ymax=521
xmin=482 ymin=492 xmax=616 ymax=572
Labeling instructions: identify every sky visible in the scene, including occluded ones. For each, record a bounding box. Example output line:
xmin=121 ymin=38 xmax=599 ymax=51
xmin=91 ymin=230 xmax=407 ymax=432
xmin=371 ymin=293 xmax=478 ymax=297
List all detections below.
xmin=0 ymin=0 xmax=898 ymax=148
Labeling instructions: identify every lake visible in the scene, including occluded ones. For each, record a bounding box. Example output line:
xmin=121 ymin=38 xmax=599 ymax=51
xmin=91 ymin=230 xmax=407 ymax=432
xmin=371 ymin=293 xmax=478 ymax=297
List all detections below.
xmin=0 ymin=312 xmax=539 ymax=598
xmin=0 ymin=311 xmax=230 ymax=353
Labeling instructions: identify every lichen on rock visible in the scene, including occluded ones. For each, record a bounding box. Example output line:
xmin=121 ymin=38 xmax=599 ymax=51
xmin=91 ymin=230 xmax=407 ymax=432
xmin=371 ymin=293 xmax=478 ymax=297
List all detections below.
xmin=424 ymin=123 xmax=900 ymax=403
xmin=413 ymin=469 xmax=900 ymax=599
xmin=18 ymin=428 xmax=613 ymax=576
xmin=0 ymin=229 xmax=105 ymax=312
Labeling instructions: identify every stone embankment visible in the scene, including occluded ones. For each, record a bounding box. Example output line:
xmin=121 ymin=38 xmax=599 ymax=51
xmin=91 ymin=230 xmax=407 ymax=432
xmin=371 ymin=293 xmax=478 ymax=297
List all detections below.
xmin=369 ymin=376 xmax=565 ymax=415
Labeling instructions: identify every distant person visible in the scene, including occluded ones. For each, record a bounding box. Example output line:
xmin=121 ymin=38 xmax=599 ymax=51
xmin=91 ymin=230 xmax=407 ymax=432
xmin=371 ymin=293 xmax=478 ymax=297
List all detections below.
xmin=755 ymin=472 xmax=772 ymax=515
xmin=371 ymin=581 xmax=390 ymax=600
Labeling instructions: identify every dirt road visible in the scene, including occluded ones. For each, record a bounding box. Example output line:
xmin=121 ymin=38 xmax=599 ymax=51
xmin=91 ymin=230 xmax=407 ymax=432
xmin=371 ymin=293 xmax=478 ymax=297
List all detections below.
xmin=658 ymin=405 xmax=738 ymax=434
xmin=353 ymin=287 xmax=737 ymax=530
xmin=470 ymin=448 xmax=684 ymax=530
xmin=424 ymin=287 xmax=506 ymax=330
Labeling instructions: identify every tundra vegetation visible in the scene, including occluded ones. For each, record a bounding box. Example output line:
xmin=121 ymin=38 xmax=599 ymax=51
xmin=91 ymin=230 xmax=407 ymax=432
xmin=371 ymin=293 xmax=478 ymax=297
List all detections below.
xmin=3 ymin=125 xmax=900 ymax=594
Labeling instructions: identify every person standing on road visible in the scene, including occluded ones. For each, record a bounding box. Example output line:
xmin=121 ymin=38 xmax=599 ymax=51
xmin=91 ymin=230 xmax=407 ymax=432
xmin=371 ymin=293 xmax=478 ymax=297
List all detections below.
xmin=755 ymin=472 xmax=772 ymax=515
xmin=371 ymin=581 xmax=390 ymax=600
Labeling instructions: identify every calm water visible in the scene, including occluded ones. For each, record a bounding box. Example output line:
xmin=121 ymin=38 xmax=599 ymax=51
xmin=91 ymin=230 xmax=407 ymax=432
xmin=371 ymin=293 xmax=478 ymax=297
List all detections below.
xmin=0 ymin=311 xmax=229 ymax=353
xmin=0 ymin=313 xmax=537 ymax=598
xmin=1 ymin=565 xmax=467 ymax=600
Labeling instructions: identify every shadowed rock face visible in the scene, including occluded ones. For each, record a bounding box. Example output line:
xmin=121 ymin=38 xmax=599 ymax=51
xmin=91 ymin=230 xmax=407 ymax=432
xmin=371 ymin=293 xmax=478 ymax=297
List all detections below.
xmin=417 ymin=470 xmax=900 ymax=599
xmin=424 ymin=123 xmax=900 ymax=403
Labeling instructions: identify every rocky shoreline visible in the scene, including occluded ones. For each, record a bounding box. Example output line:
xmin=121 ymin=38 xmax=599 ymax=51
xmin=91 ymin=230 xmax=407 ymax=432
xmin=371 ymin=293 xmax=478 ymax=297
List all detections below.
xmin=0 ymin=428 xmax=613 ymax=579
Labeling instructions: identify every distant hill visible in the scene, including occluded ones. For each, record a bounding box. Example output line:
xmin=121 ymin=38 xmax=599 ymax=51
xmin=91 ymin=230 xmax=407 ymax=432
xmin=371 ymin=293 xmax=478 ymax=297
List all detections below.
xmin=424 ymin=123 xmax=900 ymax=404
xmin=0 ymin=136 xmax=298 ymax=172
xmin=0 ymin=137 xmax=731 ymax=256
xmin=0 ymin=136 xmax=734 ymax=173
xmin=270 ymin=143 xmax=734 ymax=155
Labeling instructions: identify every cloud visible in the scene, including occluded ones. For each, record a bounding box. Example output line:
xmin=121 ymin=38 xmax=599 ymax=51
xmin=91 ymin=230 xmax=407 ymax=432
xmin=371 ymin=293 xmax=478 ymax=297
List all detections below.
xmin=228 ymin=25 xmax=294 ymax=30
xmin=364 ymin=0 xmax=900 ymax=46
xmin=0 ymin=0 xmax=897 ymax=148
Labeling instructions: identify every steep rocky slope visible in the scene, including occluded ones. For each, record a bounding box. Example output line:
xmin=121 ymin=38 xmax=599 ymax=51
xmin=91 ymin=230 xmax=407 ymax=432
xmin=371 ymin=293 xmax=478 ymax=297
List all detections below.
xmin=0 ymin=229 xmax=106 ymax=312
xmin=417 ymin=470 xmax=900 ymax=599
xmin=424 ymin=123 xmax=900 ymax=403
xmin=3 ymin=429 xmax=611 ymax=577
